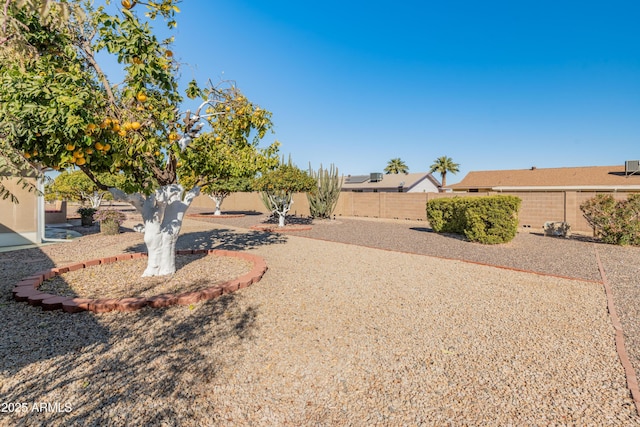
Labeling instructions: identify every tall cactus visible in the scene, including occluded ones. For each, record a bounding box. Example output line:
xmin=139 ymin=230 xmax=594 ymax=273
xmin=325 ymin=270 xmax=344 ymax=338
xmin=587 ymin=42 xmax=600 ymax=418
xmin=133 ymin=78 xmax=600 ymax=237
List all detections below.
xmin=307 ymin=163 xmax=342 ymax=219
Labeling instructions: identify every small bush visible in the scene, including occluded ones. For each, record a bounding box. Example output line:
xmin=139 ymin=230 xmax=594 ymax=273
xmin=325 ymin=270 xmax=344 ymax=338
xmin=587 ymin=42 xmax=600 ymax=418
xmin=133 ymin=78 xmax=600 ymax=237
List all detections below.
xmin=425 ymin=198 xmax=466 ymax=233
xmin=94 ymin=209 xmax=126 ymax=225
xmin=426 ymin=195 xmax=521 ymax=244
xmin=580 ymin=193 xmax=640 ymax=245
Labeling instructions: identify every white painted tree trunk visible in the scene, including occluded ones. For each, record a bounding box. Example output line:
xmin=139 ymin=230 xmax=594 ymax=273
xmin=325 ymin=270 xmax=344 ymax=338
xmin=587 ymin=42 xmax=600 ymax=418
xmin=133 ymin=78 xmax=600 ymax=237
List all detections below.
xmin=208 ymin=194 xmax=225 ymax=216
xmin=82 ymin=191 xmax=105 ymax=209
xmin=267 ymin=193 xmax=293 ymax=227
xmin=110 ymin=184 xmax=200 ymax=276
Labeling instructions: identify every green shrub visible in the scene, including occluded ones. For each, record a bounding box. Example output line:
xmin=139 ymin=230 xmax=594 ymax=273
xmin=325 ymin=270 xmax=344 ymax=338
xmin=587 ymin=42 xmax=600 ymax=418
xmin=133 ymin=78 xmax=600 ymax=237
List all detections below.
xmin=425 ymin=198 xmax=465 ymax=233
xmin=580 ymin=193 xmax=640 ymax=245
xmin=462 ymin=196 xmax=521 ymax=244
xmin=426 ymin=195 xmax=521 ymax=244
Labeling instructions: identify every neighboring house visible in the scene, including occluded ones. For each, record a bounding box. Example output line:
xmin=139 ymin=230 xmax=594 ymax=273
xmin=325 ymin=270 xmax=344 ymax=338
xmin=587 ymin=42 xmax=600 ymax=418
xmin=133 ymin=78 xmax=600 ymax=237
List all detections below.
xmin=448 ymin=164 xmax=640 ymax=192
xmin=342 ymin=172 xmax=441 ymax=193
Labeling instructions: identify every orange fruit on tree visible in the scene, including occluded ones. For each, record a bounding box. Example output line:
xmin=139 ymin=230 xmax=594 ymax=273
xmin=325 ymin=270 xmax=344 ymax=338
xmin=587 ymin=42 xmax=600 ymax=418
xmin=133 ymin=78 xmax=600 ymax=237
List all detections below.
xmin=66 ymin=144 xmax=75 ymax=151
xmin=136 ymin=92 xmax=147 ymax=102
xmin=130 ymin=121 xmax=141 ymax=130
xmin=74 ymin=150 xmax=84 ymax=158
xmin=169 ymin=133 xmax=179 ymax=141
xmin=165 ymin=50 xmax=173 ymax=58
xmin=94 ymin=142 xmax=104 ymax=150
xmin=118 ymin=129 xmax=127 ymax=137
xmin=85 ymin=148 xmax=94 ymax=154
xmin=23 ymin=152 xmax=31 ymax=159
xmin=103 ymin=143 xmax=111 ymax=151
xmin=75 ymin=157 xmax=86 ymax=166
xmin=121 ymin=0 xmax=134 ymax=9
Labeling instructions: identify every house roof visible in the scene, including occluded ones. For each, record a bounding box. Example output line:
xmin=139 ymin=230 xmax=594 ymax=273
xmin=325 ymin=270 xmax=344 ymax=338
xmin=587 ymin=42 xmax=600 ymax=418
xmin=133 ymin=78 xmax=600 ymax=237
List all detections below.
xmin=341 ymin=172 xmax=440 ymax=190
xmin=449 ymin=165 xmax=640 ymax=191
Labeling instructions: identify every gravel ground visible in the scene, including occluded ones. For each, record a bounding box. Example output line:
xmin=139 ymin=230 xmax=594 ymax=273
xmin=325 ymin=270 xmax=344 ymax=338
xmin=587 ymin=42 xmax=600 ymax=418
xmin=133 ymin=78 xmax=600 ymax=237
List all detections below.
xmin=1 ymin=212 xmax=640 ymax=426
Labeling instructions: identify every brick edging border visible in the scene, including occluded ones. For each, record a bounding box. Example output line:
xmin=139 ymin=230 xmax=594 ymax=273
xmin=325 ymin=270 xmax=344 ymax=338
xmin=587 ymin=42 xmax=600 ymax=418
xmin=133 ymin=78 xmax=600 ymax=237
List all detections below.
xmin=594 ymin=245 xmax=640 ymax=415
xmin=11 ymin=250 xmax=268 ymax=314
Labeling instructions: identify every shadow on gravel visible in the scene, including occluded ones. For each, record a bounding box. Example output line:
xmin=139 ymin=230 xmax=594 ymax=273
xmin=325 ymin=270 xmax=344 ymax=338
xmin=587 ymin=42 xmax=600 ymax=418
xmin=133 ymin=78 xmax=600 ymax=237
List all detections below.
xmin=409 ymin=227 xmax=433 ymax=233
xmin=7 ymin=293 xmax=258 ymax=426
xmin=260 ymin=214 xmax=313 ymax=226
xmin=0 ymin=246 xmax=109 ymax=377
xmin=122 ymin=227 xmax=288 ymax=254
xmin=530 ymin=232 xmax=601 ymax=244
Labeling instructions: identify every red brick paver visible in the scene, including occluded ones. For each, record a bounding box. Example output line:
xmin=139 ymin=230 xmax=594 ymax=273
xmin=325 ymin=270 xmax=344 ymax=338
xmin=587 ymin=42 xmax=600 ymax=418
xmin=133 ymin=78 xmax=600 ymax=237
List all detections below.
xmin=12 ymin=250 xmax=268 ymax=314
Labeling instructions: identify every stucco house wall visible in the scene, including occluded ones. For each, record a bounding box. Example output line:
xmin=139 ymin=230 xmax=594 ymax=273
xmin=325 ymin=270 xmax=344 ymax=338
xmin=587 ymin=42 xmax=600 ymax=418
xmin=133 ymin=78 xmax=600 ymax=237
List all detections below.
xmin=0 ymin=177 xmax=42 ymax=247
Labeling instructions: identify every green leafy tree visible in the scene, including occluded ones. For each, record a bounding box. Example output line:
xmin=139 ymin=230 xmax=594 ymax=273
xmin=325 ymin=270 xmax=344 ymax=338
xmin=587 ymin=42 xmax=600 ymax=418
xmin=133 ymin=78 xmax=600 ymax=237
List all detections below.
xmin=46 ymin=169 xmax=125 ymax=207
xmin=429 ymin=156 xmax=460 ymax=189
xmin=254 ymin=157 xmax=316 ymax=227
xmin=178 ymin=90 xmax=280 ymax=215
xmin=0 ymin=0 xmax=70 ymax=203
xmin=0 ymin=1 xmax=274 ymax=276
xmin=384 ymin=158 xmax=408 ymax=174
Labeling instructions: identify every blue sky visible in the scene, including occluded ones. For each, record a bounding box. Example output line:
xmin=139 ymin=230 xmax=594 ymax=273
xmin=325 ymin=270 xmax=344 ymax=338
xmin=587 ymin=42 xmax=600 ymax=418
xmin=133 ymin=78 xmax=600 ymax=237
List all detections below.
xmin=110 ymin=1 xmax=639 ymax=184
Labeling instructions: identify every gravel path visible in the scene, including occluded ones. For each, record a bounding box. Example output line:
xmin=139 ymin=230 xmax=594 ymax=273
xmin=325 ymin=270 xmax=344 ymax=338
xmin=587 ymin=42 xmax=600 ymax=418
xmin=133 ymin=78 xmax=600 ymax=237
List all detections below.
xmin=1 ymin=213 xmax=639 ymax=425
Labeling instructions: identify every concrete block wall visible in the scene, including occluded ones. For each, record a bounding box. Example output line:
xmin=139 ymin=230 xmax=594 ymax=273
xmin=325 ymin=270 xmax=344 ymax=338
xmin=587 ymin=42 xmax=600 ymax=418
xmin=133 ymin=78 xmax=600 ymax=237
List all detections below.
xmin=190 ymin=190 xmax=640 ymax=234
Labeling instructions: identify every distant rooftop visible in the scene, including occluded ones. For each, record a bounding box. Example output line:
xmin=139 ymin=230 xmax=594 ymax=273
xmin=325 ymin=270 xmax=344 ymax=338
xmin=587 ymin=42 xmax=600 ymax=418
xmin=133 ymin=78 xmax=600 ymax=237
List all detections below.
xmin=449 ymin=164 xmax=640 ymax=191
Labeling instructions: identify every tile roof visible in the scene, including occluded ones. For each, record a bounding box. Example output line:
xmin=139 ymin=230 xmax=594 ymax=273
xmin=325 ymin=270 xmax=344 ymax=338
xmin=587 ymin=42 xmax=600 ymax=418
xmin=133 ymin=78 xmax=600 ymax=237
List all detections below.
xmin=449 ymin=165 xmax=640 ymax=190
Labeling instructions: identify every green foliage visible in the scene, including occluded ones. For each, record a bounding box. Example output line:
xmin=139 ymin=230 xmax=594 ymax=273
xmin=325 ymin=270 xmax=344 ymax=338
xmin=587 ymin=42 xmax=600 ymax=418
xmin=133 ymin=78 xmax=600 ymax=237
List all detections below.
xmin=178 ymin=88 xmax=280 ymax=197
xmin=307 ymin=163 xmax=342 ymax=219
xmin=1 ymin=0 xmax=268 ymax=201
xmin=254 ymin=159 xmax=316 ymax=195
xmin=425 ymin=198 xmax=466 ymax=233
xmin=426 ymin=195 xmax=521 ymax=244
xmin=77 ymin=206 xmax=97 ymax=218
xmin=580 ymin=194 xmax=640 ymax=245
xmin=429 ymin=156 xmax=460 ymax=188
xmin=254 ymin=157 xmax=316 ymax=223
xmin=46 ymin=170 xmax=125 ymax=204
xmin=462 ymin=196 xmax=521 ymax=244
xmin=384 ymin=158 xmax=408 ymax=174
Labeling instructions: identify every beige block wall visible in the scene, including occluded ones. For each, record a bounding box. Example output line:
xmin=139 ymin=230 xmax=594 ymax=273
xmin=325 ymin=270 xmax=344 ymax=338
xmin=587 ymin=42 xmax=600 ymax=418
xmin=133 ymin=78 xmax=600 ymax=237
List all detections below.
xmin=189 ymin=189 xmax=640 ymax=234
xmin=191 ymin=192 xmax=311 ymax=216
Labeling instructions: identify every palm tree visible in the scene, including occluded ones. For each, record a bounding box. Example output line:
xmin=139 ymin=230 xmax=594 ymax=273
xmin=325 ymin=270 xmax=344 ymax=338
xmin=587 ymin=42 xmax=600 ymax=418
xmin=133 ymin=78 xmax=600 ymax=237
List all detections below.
xmin=384 ymin=158 xmax=408 ymax=174
xmin=429 ymin=156 xmax=460 ymax=190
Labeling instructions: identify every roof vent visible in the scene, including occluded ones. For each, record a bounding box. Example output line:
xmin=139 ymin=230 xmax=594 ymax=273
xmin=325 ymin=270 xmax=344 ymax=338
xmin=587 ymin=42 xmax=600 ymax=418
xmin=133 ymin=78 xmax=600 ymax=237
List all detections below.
xmin=625 ymin=160 xmax=640 ymax=177
xmin=370 ymin=172 xmax=383 ymax=182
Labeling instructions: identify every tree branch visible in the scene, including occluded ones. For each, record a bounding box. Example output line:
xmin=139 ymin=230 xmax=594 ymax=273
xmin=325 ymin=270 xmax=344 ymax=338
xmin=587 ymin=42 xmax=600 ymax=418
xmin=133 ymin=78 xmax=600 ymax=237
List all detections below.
xmin=78 ymin=165 xmax=109 ymax=191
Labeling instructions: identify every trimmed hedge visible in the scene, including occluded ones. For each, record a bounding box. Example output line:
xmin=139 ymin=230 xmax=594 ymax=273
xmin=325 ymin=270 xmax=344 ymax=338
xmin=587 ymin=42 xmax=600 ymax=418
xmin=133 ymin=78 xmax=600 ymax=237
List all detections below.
xmin=426 ymin=195 xmax=521 ymax=244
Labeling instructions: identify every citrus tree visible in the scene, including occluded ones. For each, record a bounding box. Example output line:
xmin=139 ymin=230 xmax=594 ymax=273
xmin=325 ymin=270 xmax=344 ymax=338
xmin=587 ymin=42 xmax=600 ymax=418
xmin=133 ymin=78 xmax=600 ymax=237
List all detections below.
xmin=254 ymin=158 xmax=316 ymax=227
xmin=0 ymin=0 xmax=70 ymax=202
xmin=0 ymin=1 xmax=274 ymax=276
xmin=178 ymin=90 xmax=280 ymax=215
xmin=46 ymin=169 xmax=125 ymax=207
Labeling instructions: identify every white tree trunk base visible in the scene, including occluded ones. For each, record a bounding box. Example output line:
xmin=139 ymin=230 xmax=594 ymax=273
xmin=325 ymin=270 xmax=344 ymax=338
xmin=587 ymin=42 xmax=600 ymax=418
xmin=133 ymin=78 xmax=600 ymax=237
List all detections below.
xmin=110 ymin=184 xmax=200 ymax=277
